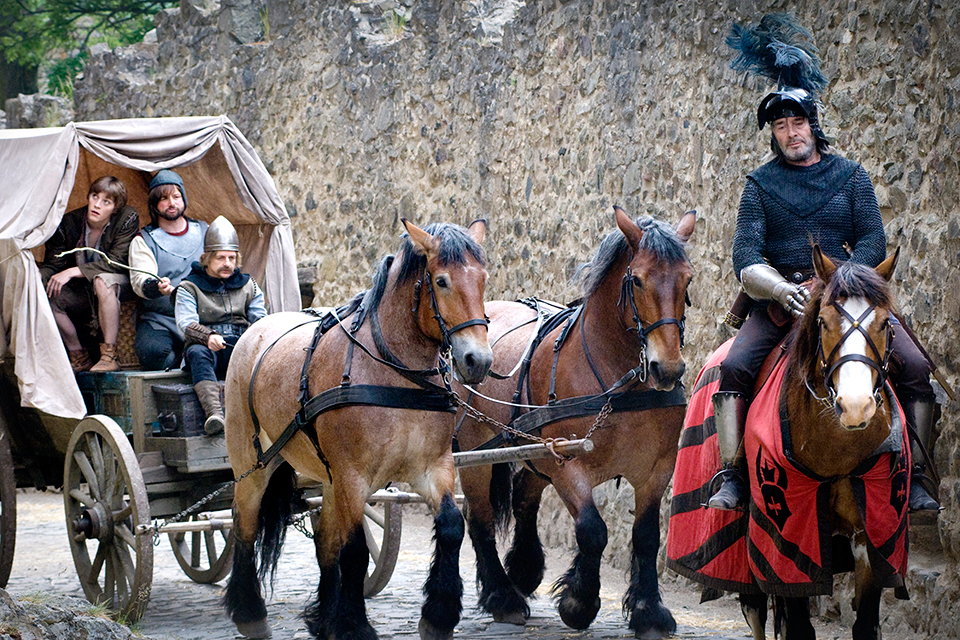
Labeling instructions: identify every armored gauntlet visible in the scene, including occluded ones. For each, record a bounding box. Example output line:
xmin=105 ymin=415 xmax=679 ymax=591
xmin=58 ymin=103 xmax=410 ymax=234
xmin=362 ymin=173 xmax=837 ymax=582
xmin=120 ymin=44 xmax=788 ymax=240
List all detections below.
xmin=740 ymin=264 xmax=809 ymax=317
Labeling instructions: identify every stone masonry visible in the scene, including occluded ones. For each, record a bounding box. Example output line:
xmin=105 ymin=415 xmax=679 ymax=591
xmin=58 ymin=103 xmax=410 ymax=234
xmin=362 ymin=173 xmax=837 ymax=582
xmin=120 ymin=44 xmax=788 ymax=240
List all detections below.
xmin=71 ymin=0 xmax=960 ymax=635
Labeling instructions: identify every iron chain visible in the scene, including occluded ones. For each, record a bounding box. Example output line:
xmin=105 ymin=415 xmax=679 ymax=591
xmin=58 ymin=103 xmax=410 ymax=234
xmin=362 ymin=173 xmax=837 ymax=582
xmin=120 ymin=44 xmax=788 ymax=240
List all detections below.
xmin=452 ymin=393 xmax=610 ymax=465
xmin=148 ymin=461 xmax=265 ymax=544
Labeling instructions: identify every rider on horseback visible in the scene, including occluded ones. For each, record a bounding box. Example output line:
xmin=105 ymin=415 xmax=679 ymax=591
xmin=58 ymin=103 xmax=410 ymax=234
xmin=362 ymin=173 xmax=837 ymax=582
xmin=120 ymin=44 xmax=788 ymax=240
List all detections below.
xmin=708 ymin=13 xmax=940 ymax=513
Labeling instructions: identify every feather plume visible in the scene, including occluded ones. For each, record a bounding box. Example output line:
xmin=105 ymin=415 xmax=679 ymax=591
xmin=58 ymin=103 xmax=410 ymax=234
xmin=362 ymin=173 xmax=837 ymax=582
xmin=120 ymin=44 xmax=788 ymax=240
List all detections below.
xmin=727 ymin=13 xmax=827 ymax=96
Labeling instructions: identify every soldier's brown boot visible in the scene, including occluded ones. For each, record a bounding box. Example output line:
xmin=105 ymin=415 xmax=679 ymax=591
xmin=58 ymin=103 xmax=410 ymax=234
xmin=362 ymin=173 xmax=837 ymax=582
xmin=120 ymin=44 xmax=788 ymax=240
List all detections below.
xmin=194 ymin=380 xmax=225 ymax=435
xmin=90 ymin=343 xmax=120 ymax=372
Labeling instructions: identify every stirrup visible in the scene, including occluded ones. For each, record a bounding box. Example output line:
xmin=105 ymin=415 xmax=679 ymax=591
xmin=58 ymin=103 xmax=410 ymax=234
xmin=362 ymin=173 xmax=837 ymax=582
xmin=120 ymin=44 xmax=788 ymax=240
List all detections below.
xmin=706 ymin=467 xmax=746 ymax=511
xmin=908 ymin=469 xmax=940 ymax=512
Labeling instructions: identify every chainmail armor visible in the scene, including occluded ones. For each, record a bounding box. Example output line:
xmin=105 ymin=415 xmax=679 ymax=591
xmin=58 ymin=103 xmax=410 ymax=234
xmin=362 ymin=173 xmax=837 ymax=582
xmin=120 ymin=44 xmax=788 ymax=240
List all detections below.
xmin=732 ymin=156 xmax=885 ymax=278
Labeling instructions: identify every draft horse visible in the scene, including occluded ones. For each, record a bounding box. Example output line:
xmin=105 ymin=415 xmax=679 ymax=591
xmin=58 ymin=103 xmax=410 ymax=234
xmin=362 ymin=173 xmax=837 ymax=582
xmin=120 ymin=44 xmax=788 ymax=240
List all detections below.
xmin=455 ymin=207 xmax=696 ymax=638
xmin=223 ymin=219 xmax=492 ymax=640
xmin=667 ymin=246 xmax=908 ymax=640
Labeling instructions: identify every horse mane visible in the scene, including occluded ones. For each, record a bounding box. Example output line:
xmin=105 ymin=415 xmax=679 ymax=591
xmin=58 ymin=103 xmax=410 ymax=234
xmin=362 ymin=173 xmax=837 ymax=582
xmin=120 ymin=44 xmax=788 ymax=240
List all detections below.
xmin=573 ymin=215 xmax=689 ymax=297
xmin=787 ymin=260 xmax=894 ymax=383
xmin=361 ymin=222 xmax=487 ymax=311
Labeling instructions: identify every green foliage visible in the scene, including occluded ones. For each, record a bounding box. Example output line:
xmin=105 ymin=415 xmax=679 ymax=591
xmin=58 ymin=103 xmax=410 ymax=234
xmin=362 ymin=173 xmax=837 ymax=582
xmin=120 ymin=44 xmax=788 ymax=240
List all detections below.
xmin=0 ymin=0 xmax=176 ymax=97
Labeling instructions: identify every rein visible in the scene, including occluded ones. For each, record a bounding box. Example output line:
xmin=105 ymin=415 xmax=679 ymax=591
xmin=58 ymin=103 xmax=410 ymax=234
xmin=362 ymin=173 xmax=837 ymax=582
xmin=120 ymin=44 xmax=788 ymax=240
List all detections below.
xmin=464 ymin=264 xmax=690 ymax=454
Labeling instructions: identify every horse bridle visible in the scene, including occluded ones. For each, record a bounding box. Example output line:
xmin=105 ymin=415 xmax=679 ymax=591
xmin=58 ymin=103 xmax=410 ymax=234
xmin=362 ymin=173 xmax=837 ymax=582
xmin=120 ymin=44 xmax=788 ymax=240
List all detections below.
xmin=414 ymin=266 xmax=489 ymax=354
xmin=617 ymin=267 xmax=687 ymax=382
xmin=815 ymin=300 xmax=893 ymax=407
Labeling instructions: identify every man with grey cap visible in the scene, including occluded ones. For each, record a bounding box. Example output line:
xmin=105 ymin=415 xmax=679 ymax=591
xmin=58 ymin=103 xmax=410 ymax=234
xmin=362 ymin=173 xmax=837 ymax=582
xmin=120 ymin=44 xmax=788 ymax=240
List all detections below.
xmin=175 ymin=216 xmax=266 ymax=435
xmin=129 ymin=169 xmax=208 ymax=370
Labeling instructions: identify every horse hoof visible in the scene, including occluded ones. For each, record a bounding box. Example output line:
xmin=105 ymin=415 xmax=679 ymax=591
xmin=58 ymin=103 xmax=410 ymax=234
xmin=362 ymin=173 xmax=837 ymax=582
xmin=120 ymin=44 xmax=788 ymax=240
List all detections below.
xmin=557 ymin=594 xmax=601 ymax=630
xmin=629 ymin=600 xmax=677 ymax=639
xmin=235 ymin=619 xmax=272 ymax=639
xmin=492 ymin=611 xmax=528 ymax=625
xmin=418 ymin=617 xmax=454 ymax=640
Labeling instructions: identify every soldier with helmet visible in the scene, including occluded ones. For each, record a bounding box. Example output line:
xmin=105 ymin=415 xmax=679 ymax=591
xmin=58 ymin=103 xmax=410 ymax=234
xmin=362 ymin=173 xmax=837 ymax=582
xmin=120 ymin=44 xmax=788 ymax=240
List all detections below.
xmin=708 ymin=14 xmax=940 ymax=513
xmin=175 ymin=216 xmax=266 ymax=435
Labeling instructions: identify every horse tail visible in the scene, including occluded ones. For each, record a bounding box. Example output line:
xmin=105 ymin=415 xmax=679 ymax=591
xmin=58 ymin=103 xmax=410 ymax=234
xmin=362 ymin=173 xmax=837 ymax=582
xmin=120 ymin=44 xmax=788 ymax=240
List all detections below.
xmin=256 ymin=461 xmax=297 ymax=587
xmin=490 ymin=461 xmax=514 ymax=531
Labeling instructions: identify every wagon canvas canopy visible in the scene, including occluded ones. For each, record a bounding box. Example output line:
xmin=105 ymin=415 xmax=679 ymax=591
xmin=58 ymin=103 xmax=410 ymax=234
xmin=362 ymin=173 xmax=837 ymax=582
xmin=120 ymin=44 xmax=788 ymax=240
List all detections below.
xmin=0 ymin=115 xmax=299 ymax=419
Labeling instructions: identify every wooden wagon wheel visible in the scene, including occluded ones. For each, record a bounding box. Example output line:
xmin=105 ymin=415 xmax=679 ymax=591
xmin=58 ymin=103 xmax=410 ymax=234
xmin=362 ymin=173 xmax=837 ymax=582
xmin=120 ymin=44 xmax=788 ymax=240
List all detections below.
xmin=168 ymin=516 xmax=234 ymax=584
xmin=63 ymin=416 xmax=153 ymax=622
xmin=310 ymin=498 xmax=402 ymax=597
xmin=0 ymin=411 xmax=16 ymax=589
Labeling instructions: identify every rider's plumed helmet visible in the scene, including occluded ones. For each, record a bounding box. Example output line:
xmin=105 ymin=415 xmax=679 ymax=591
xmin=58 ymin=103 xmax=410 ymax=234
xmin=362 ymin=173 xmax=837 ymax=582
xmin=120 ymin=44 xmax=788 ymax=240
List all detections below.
xmin=204 ymin=216 xmax=240 ymax=253
xmin=727 ymin=13 xmax=830 ymax=153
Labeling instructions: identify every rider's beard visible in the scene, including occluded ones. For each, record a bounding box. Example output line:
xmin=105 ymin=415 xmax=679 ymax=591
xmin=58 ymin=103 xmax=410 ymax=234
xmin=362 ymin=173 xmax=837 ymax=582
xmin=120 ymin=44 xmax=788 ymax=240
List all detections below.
xmin=782 ymin=136 xmax=816 ymax=163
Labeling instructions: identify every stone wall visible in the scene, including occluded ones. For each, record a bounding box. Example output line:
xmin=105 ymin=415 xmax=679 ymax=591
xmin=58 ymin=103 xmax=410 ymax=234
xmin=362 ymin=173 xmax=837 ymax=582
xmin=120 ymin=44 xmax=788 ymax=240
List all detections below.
xmin=74 ymin=0 xmax=960 ymax=634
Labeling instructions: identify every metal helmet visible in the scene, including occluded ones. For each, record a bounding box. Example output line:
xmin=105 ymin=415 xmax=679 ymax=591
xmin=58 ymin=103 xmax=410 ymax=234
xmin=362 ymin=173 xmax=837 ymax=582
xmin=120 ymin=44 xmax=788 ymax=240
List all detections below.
xmin=757 ymin=86 xmax=829 ymax=148
xmin=204 ymin=216 xmax=240 ymax=252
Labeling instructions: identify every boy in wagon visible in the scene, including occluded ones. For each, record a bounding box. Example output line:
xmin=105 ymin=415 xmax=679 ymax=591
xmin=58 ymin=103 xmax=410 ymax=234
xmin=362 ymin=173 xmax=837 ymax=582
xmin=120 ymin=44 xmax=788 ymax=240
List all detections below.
xmin=40 ymin=175 xmax=139 ymax=373
xmin=174 ymin=216 xmax=266 ymax=435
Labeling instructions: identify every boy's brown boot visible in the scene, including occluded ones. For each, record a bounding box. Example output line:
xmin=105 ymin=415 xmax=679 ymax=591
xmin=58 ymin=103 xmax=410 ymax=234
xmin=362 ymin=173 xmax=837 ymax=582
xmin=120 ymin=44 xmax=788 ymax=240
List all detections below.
xmin=90 ymin=343 xmax=120 ymax=372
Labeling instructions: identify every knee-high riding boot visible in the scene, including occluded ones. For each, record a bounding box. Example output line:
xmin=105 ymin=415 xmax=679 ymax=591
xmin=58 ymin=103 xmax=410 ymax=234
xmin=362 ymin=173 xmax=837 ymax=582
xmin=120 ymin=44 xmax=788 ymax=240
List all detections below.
xmin=707 ymin=392 xmax=749 ymax=510
xmin=194 ymin=380 xmax=225 ymax=436
xmin=903 ymin=397 xmax=940 ymax=512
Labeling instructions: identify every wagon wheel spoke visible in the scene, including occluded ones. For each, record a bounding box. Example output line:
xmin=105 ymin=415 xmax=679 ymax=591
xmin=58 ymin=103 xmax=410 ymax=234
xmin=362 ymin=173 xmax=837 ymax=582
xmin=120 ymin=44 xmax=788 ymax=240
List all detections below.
xmin=72 ymin=451 xmax=101 ymax=501
xmin=168 ymin=516 xmax=234 ymax=585
xmin=103 ymin=446 xmax=117 ymax=503
xmin=192 ymin=531 xmax=203 ymax=567
xmin=113 ymin=503 xmax=132 ymax=523
xmin=69 ymin=488 xmax=96 ymax=510
xmin=88 ymin=541 xmax=108 ymax=585
xmin=115 ymin=523 xmax=137 ymax=549
xmin=114 ymin=542 xmax=136 ymax=600
xmin=364 ymin=502 xmax=386 ymax=528
xmin=203 ymin=531 xmax=221 ymax=567
xmin=86 ymin=433 xmax=105 ymax=489
xmin=362 ymin=516 xmax=381 ymax=563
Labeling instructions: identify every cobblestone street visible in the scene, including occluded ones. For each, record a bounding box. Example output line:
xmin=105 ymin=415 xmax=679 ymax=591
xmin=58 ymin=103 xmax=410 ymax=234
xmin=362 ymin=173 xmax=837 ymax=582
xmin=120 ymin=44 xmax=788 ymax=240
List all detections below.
xmin=4 ymin=488 xmax=922 ymax=640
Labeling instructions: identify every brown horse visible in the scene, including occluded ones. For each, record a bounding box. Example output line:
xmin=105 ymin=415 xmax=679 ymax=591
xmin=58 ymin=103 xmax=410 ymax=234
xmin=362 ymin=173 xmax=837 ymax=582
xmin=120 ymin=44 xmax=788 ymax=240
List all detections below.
xmin=222 ymin=219 xmax=492 ymax=640
xmin=667 ymin=246 xmax=907 ymax=640
xmin=454 ymin=207 xmax=695 ymax=637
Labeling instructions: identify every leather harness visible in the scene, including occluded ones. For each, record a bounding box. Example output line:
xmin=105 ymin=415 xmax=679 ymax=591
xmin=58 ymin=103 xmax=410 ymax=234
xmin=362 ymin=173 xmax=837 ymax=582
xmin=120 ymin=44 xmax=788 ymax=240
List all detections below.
xmin=466 ymin=287 xmax=687 ymax=465
xmin=247 ymin=260 xmax=487 ymax=480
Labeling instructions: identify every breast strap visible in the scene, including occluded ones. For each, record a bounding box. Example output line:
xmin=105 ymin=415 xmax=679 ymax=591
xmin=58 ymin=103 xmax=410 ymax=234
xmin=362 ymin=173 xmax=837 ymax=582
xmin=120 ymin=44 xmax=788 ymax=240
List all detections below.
xmin=249 ymin=298 xmax=454 ymax=481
